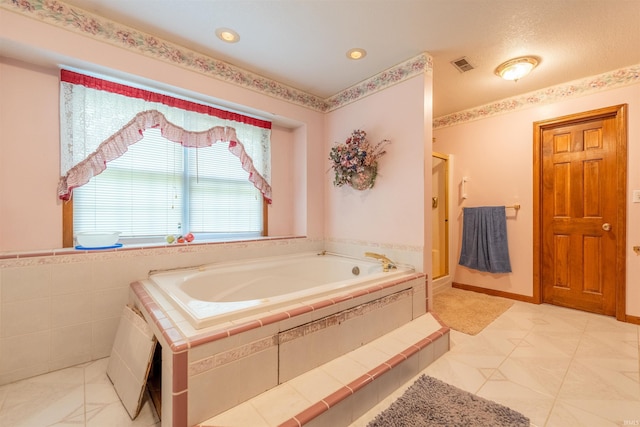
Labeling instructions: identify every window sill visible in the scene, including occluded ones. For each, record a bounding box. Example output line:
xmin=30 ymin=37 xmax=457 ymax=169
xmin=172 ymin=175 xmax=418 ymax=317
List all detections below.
xmin=0 ymin=235 xmax=305 ymax=260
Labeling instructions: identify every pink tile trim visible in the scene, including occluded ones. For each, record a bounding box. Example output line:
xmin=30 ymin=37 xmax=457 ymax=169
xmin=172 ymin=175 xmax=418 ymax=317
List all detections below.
xmin=292 ymin=402 xmax=329 ymax=426
xmin=368 ymin=363 xmax=391 ymax=380
xmin=401 ymin=344 xmax=421 ymax=359
xmin=258 ymin=312 xmax=290 ymax=326
xmin=309 ymin=299 xmax=333 ymax=311
xmin=277 ymin=419 xmax=301 ymax=427
xmin=346 ymin=373 xmax=374 ymax=393
xmin=285 ymin=305 xmax=314 ymax=318
xmin=172 ymin=391 xmax=188 ymax=427
xmin=386 ymin=353 xmax=407 ymax=368
xmin=173 ymin=351 xmax=188 ymax=393
xmin=427 ymin=330 xmax=446 ymax=341
xmin=414 ymin=336 xmax=434 ymax=350
xmin=330 ymin=294 xmax=354 ymax=304
xmin=227 ymin=320 xmax=262 ymax=336
xmin=189 ymin=330 xmax=230 ymax=347
xmin=322 ymin=386 xmax=353 ymax=407
xmin=164 ymin=328 xmax=189 ymax=352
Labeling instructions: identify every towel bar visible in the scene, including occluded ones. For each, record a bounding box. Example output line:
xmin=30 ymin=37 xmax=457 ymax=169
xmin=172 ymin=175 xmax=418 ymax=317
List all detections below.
xmin=462 ymin=204 xmax=521 ymax=212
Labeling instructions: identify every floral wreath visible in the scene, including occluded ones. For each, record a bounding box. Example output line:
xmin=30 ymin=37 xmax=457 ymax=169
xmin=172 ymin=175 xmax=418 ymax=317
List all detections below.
xmin=328 ymin=129 xmax=390 ymax=189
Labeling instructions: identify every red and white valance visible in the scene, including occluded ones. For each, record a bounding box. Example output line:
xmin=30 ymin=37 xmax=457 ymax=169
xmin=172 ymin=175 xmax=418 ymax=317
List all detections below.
xmin=58 ymin=70 xmax=272 ymax=202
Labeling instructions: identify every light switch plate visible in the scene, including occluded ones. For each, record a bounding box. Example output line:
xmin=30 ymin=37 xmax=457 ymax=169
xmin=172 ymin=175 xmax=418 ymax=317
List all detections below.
xmin=633 ymin=190 xmax=640 ymax=203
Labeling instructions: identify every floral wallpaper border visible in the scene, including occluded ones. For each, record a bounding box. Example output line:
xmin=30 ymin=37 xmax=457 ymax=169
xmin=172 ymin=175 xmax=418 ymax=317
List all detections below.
xmin=324 ymin=54 xmax=433 ymax=112
xmin=433 ymin=64 xmax=640 ymax=129
xmin=2 ymin=0 xmax=638 ymax=124
xmin=2 ymin=0 xmax=430 ymax=113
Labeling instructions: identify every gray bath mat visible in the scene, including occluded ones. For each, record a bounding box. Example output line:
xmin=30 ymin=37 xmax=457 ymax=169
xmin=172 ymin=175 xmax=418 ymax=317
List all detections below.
xmin=368 ymin=375 xmax=529 ymax=427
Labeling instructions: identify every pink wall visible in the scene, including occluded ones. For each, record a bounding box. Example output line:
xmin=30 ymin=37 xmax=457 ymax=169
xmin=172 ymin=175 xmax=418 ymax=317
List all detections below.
xmin=268 ymin=125 xmax=295 ymax=237
xmin=324 ymin=75 xmax=428 ymax=247
xmin=0 ymin=11 xmax=326 ymax=251
xmin=433 ymin=83 xmax=640 ymax=317
xmin=0 ymin=59 xmax=61 ymax=251
xmin=325 ymin=74 xmax=433 ymax=271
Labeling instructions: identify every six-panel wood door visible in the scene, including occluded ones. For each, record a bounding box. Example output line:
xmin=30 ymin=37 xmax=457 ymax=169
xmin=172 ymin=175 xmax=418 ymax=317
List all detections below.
xmin=540 ymin=114 xmax=619 ymax=315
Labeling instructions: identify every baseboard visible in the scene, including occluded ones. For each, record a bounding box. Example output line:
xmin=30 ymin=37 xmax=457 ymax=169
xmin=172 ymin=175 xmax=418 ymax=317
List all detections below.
xmin=452 ymin=282 xmax=537 ymax=303
xmin=452 ymin=283 xmax=640 ymax=324
xmin=431 ymin=280 xmax=452 ymax=295
xmin=623 ymin=314 xmax=640 ymax=325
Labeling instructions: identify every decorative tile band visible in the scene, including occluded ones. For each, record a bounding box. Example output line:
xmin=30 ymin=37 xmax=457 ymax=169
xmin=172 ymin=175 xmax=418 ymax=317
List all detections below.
xmin=324 ymin=236 xmax=423 ymax=253
xmin=433 ymin=64 xmax=640 ymax=129
xmin=188 ymin=335 xmax=278 ymax=377
xmin=0 ymin=236 xmax=315 ymax=267
xmin=278 ymin=288 xmax=413 ymax=345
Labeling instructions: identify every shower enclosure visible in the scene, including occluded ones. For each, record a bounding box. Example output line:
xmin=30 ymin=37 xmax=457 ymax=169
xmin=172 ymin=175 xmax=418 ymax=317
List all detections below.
xmin=432 ymin=153 xmax=449 ymax=280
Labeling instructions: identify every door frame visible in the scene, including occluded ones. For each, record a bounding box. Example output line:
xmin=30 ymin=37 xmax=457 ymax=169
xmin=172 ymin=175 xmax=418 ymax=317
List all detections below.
xmin=533 ymin=104 xmax=628 ymax=321
xmin=432 ymin=152 xmax=450 ymax=280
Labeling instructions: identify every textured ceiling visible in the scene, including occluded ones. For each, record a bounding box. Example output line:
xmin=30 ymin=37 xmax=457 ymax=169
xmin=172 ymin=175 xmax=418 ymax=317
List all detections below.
xmin=9 ymin=0 xmax=640 ymax=117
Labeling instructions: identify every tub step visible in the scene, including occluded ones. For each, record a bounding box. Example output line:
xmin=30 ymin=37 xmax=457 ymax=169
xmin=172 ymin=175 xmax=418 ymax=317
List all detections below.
xmin=198 ymin=313 xmax=449 ymax=427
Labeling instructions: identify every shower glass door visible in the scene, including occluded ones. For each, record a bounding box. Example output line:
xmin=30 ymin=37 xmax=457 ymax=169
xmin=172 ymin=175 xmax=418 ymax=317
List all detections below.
xmin=432 ymin=153 xmax=449 ymax=279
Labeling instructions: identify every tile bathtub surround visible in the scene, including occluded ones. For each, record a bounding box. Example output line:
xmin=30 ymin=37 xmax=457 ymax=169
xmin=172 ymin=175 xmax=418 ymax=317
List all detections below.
xmin=132 ymin=268 xmax=426 ymax=426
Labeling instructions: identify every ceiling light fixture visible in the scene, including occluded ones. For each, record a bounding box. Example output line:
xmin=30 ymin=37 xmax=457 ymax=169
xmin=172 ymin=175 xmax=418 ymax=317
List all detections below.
xmin=215 ymin=28 xmax=240 ymax=43
xmin=347 ymin=48 xmax=367 ymax=60
xmin=495 ymin=56 xmax=539 ymax=81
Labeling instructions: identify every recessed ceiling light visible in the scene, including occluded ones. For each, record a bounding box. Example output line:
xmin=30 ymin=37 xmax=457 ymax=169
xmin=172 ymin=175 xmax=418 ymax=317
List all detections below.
xmin=347 ymin=48 xmax=367 ymax=60
xmin=495 ymin=56 xmax=539 ymax=81
xmin=215 ymin=28 xmax=240 ymax=43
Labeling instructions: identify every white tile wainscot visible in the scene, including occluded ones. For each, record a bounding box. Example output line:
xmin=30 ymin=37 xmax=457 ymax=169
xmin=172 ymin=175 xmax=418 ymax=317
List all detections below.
xmin=0 ymin=237 xmax=322 ymax=386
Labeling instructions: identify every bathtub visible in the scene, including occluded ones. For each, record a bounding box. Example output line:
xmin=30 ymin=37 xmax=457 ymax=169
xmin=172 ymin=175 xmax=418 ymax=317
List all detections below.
xmin=148 ymin=251 xmax=414 ymax=329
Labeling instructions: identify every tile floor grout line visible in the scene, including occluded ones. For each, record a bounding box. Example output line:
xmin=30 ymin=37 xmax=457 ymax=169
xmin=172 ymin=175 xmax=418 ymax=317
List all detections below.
xmin=539 ymin=311 xmax=590 ymax=427
xmin=83 ymin=363 xmax=87 ymax=426
xmin=473 ymin=304 xmax=541 ymax=407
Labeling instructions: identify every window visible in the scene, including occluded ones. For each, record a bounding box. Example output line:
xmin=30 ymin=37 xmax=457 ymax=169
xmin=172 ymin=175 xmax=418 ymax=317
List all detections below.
xmin=59 ymin=70 xmax=272 ymax=246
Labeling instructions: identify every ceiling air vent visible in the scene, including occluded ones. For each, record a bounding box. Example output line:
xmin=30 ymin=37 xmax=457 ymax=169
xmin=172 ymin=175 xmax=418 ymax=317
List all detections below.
xmin=451 ymin=57 xmax=475 ymax=73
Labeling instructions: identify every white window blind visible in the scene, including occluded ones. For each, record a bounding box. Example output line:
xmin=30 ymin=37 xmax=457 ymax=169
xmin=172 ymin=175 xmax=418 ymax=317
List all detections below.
xmin=187 ymin=141 xmax=262 ymax=234
xmin=73 ymin=128 xmax=263 ymax=242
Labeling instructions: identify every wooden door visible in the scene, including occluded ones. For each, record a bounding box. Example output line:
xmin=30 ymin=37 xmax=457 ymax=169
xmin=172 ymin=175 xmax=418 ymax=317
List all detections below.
xmin=534 ymin=105 xmax=627 ymax=318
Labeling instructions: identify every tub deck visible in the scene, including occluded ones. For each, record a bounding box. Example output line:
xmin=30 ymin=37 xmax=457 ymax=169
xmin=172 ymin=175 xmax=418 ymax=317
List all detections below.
xmin=147 ymin=252 xmax=414 ymax=329
xmin=132 ymin=254 xmax=432 ymax=427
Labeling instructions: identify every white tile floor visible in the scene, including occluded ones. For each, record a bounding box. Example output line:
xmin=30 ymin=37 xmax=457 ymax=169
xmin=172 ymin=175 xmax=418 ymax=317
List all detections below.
xmin=0 ymin=301 xmax=638 ymax=427
xmin=0 ymin=357 xmax=159 ymax=427
xmin=354 ymin=301 xmax=640 ymax=427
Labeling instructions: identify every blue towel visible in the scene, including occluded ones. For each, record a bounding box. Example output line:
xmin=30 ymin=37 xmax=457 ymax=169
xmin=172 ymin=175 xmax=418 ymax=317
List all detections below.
xmin=459 ymin=206 xmax=512 ymax=273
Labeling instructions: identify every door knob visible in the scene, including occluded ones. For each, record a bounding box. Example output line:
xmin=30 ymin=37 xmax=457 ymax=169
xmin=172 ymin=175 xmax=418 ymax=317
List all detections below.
xmin=602 ymin=223 xmax=611 ymax=231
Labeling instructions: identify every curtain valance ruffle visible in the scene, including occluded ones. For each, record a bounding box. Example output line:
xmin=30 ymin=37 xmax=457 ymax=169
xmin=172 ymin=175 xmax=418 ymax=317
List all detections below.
xmin=57 ymin=110 xmax=272 ymax=203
